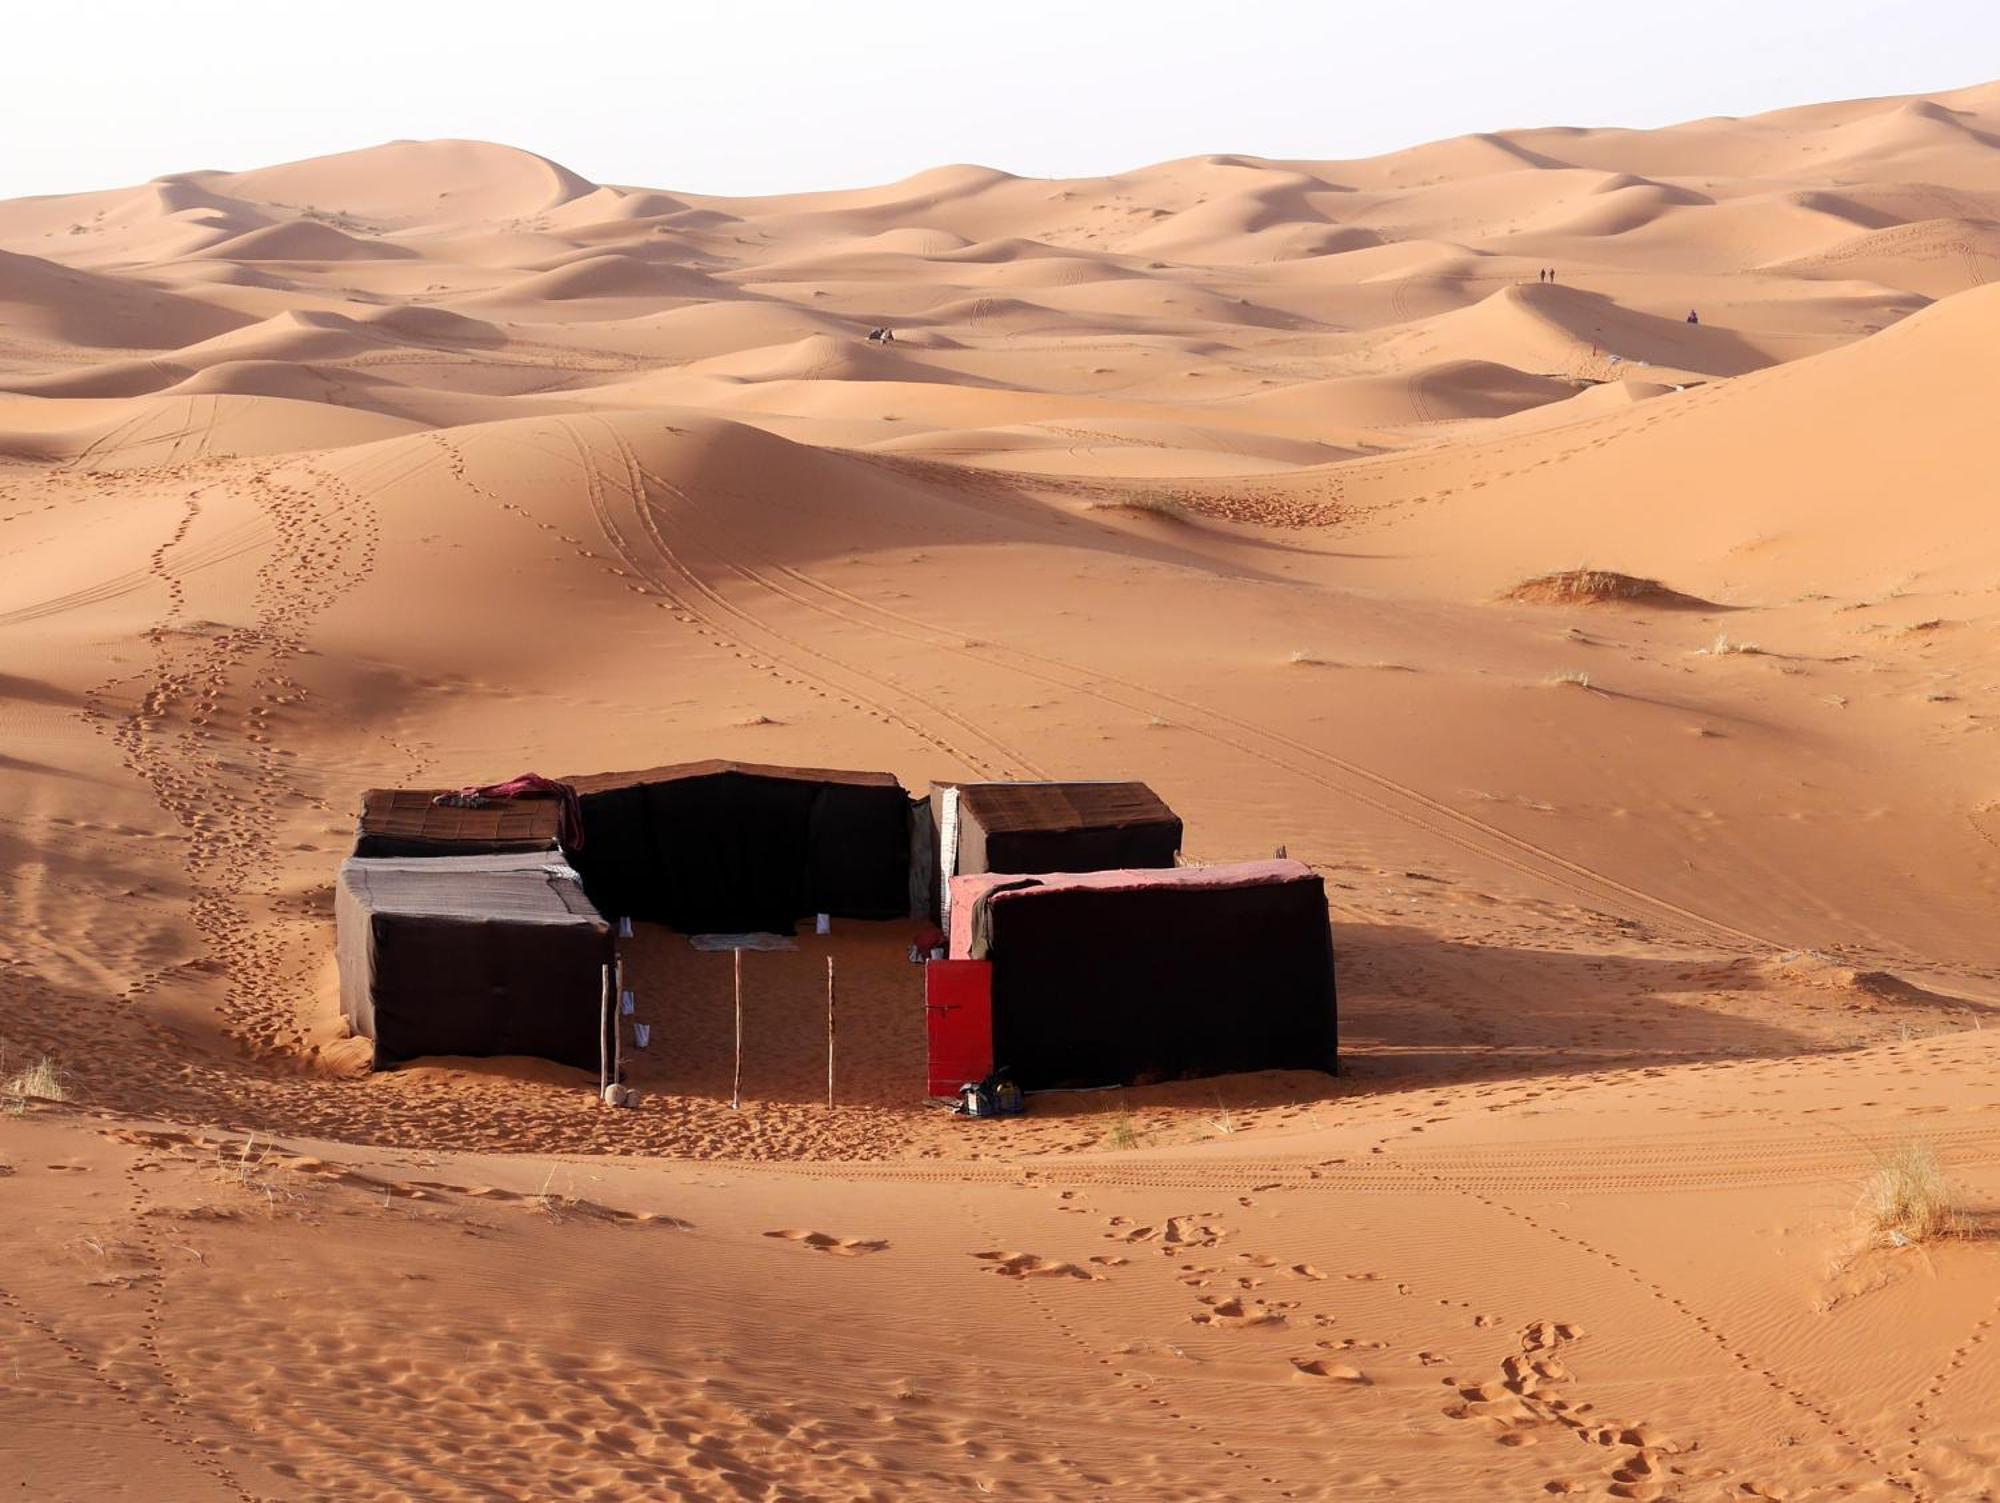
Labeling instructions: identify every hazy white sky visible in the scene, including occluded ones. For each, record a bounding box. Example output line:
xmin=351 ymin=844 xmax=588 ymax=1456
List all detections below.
xmin=2 ymin=0 xmax=1994 ymax=199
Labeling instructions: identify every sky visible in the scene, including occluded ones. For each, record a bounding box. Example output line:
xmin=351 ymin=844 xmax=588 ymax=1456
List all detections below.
xmin=1 ymin=0 xmax=1995 ymax=199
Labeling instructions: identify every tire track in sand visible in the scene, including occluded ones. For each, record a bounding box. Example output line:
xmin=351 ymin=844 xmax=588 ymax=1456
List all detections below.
xmin=546 ymin=417 xmax=1033 ymax=779
xmin=606 ymin=478 xmax=1783 ymax=953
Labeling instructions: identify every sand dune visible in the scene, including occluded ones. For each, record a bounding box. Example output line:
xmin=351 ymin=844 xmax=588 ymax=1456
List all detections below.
xmin=1333 ymin=281 xmax=1734 ymax=387
xmin=1224 ymin=358 xmax=1574 ymax=428
xmin=474 ymin=251 xmax=737 ymax=305
xmin=7 ymin=83 xmax=2000 ymax=1502
xmin=208 ymin=138 xmax=598 ymax=229
xmin=0 ymin=247 xmax=248 ymax=348
xmin=684 ymin=331 xmax=1012 ymax=387
xmin=1292 ymin=278 xmax=2000 ymax=594
xmin=192 ymin=217 xmax=419 ymax=262
xmin=1769 ymin=215 xmax=2000 ymax=296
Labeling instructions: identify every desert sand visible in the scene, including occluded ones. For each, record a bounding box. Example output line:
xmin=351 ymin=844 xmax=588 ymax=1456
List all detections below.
xmin=5 ymin=81 xmax=2000 ymax=1500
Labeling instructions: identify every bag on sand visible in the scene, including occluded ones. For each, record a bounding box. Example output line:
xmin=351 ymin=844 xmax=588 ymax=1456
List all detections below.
xmin=957 ymin=1070 xmax=1024 ymax=1118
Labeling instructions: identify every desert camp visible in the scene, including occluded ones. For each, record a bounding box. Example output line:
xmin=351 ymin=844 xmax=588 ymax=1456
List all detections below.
xmin=336 ymin=769 xmax=1337 ymax=1106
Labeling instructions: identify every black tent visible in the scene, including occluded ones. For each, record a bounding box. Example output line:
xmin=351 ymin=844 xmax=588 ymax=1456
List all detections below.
xmin=336 ymin=853 xmax=612 ymax=1069
xmin=942 ymin=859 xmax=1335 ymax=1090
xmin=351 ymin=787 xmax=563 ymax=859
xmin=923 ymin=781 xmax=1182 ymax=919
xmin=564 ymin=760 xmax=912 ymax=934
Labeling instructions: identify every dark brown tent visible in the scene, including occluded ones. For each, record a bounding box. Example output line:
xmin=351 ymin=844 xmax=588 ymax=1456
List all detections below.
xmin=563 ymin=760 xmax=912 ymax=934
xmin=336 ymin=853 xmax=612 ymax=1069
xmin=935 ymin=859 xmax=1335 ymax=1091
xmin=352 ymin=788 xmax=563 ymax=859
xmin=921 ymin=781 xmax=1182 ymax=920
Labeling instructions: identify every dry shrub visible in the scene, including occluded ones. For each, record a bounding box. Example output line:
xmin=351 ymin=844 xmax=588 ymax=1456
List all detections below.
xmin=1103 ymin=1109 xmax=1142 ymax=1151
xmin=1090 ymin=492 xmax=1191 ymax=522
xmin=1699 ymin=632 xmax=1761 ymax=656
xmin=1858 ymin=1141 xmax=1962 ymax=1247
xmin=3 ymin=1055 xmax=65 ymax=1112
xmin=1545 ymin=669 xmax=1593 ymax=690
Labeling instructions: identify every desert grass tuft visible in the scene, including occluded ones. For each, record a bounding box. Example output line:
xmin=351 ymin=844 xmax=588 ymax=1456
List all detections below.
xmin=1699 ymin=632 xmax=1761 ymax=656
xmin=533 ymin=1165 xmax=583 ymax=1219
xmin=1103 ymin=1108 xmax=1142 ymax=1151
xmin=1089 ymin=491 xmax=1191 ymax=522
xmin=1545 ymin=668 xmax=1594 ymax=690
xmin=3 ymin=1055 xmax=65 ymax=1112
xmin=1857 ymin=1141 xmax=1962 ymax=1247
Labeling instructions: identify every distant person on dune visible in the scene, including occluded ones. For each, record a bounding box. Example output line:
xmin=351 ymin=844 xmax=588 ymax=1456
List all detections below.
xmin=1687 ymin=309 xmax=1699 ymax=325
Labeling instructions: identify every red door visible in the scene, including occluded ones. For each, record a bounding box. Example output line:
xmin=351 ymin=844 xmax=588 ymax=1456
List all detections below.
xmin=925 ymin=960 xmax=993 ymax=1099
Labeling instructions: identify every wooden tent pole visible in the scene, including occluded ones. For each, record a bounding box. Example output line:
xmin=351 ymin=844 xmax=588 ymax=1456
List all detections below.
xmin=826 ymin=955 xmax=836 ymax=1110
xmin=613 ymin=954 xmax=625 ymax=1088
xmin=731 ymin=947 xmax=743 ymax=1111
xmin=598 ymin=962 xmax=610 ymax=1102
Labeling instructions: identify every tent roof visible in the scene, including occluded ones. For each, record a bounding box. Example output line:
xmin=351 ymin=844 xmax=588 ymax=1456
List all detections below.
xmin=566 ymin=759 xmax=903 ymax=796
xmin=357 ymin=788 xmax=563 ymax=848
xmin=338 ymin=853 xmax=607 ymax=929
xmin=946 ymin=780 xmax=1177 ymax=835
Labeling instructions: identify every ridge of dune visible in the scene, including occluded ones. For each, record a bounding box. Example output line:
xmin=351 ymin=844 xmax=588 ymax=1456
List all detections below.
xmin=202 ymin=139 xmax=599 ymax=230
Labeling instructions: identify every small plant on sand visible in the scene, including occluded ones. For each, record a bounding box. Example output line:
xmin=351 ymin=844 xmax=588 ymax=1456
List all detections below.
xmin=208 ymin=1133 xmax=292 ymax=1213
xmin=1545 ymin=668 xmax=1593 ymax=690
xmin=1858 ymin=1141 xmax=1962 ymax=1248
xmin=533 ymin=1165 xmax=583 ymax=1219
xmin=1104 ymin=1109 xmax=1142 ymax=1151
xmin=1090 ymin=491 xmax=1191 ymax=522
xmin=1699 ymin=632 xmax=1761 ymax=657
xmin=1289 ymin=649 xmax=1330 ymax=667
xmin=3 ymin=1054 xmax=65 ymax=1113
xmin=215 ymin=1133 xmax=274 ymax=1188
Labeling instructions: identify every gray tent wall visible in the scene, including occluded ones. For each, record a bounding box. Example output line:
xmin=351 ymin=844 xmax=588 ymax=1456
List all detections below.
xmin=337 ymin=853 xmax=613 ymax=1070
